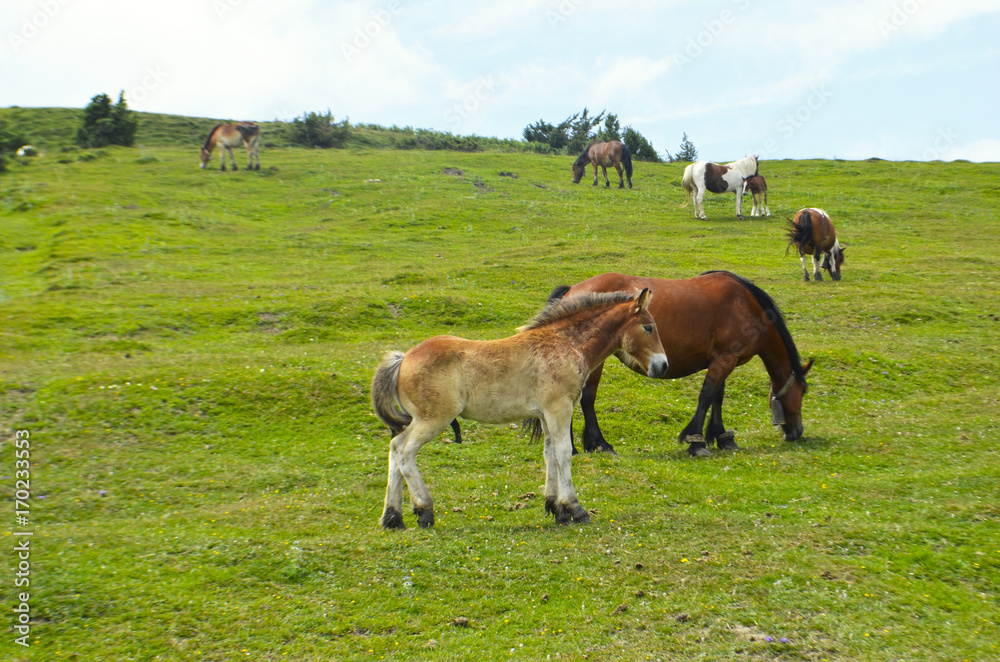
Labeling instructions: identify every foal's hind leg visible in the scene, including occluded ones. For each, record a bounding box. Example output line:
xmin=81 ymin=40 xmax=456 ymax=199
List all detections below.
xmin=381 ymin=419 xmax=446 ymax=529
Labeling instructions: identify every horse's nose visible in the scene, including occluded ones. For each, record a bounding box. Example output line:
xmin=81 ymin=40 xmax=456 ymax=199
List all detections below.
xmin=647 ymin=353 xmax=669 ymax=378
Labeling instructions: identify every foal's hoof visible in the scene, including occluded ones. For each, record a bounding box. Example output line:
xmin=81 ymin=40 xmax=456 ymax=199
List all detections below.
xmin=380 ymin=508 xmax=406 ymax=530
xmin=716 ymin=430 xmax=740 ymax=451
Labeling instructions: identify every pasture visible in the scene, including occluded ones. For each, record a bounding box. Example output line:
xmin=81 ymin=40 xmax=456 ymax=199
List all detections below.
xmin=1 ymin=144 xmax=998 ymax=660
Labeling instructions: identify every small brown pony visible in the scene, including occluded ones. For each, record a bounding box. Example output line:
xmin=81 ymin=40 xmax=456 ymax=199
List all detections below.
xmin=371 ymin=289 xmax=668 ymax=529
xmin=200 ymin=122 xmax=260 ymax=171
xmin=741 ymin=174 xmax=770 ymax=217
xmin=572 ymin=140 xmax=633 ymax=189
xmin=550 ymin=271 xmax=813 ymax=457
xmin=787 ymin=208 xmax=845 ymax=281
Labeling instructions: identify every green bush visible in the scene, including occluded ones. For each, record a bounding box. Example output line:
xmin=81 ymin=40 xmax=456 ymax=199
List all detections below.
xmin=287 ymin=111 xmax=350 ymax=148
xmin=76 ymin=92 xmax=138 ymax=148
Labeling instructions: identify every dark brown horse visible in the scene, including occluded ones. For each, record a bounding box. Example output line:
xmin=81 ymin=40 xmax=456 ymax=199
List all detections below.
xmin=787 ymin=208 xmax=845 ymax=281
xmin=572 ymin=140 xmax=633 ymax=189
xmin=550 ymin=271 xmax=813 ymax=456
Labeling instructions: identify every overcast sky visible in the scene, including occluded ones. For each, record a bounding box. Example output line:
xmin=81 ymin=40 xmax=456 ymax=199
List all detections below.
xmin=4 ymin=0 xmax=999 ymax=161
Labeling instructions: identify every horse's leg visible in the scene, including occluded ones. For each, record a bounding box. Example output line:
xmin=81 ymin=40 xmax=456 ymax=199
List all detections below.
xmin=614 ymin=163 xmax=624 ymax=189
xmin=799 ymin=249 xmax=811 ymax=282
xmin=736 ymin=188 xmax=744 ymax=219
xmin=679 ymin=361 xmax=734 ymax=456
xmin=396 ymin=419 xmax=448 ymax=528
xmin=579 ymin=363 xmax=616 ymax=454
xmin=603 ymin=165 xmax=611 ymax=188
xmin=591 ymin=163 xmax=599 ymax=187
xmin=542 ymin=407 xmax=590 ymax=525
xmin=705 ymin=381 xmax=739 ymax=451
xmin=695 ymin=187 xmax=707 ymax=220
xmin=218 ymin=148 xmax=227 ymax=172
xmin=381 ymin=427 xmax=412 ymax=529
xmin=228 ymin=146 xmax=238 ymax=171
xmin=812 ymin=245 xmax=824 ymax=281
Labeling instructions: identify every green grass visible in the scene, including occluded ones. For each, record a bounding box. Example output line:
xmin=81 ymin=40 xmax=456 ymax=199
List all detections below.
xmin=1 ymin=142 xmax=998 ymax=661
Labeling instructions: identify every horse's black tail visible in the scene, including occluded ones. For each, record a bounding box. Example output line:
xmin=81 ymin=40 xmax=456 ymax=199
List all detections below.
xmin=787 ymin=210 xmax=812 ymax=246
xmin=621 ymin=142 xmax=633 ymax=180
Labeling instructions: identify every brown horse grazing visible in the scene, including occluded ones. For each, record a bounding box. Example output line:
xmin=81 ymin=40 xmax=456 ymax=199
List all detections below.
xmin=741 ymin=174 xmax=770 ymax=217
xmin=371 ymin=289 xmax=668 ymax=529
xmin=549 ymin=271 xmax=813 ymax=457
xmin=572 ymin=140 xmax=633 ymax=189
xmin=200 ymin=122 xmax=260 ymax=171
xmin=787 ymin=208 xmax=845 ymax=281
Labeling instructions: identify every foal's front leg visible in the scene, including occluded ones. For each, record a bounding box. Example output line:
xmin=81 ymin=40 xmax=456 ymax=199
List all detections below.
xmin=542 ymin=410 xmax=590 ymax=524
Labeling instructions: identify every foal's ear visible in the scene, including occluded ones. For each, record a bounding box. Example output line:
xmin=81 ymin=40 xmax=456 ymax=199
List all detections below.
xmin=802 ymin=358 xmax=815 ymax=375
xmin=634 ymin=287 xmax=653 ymax=313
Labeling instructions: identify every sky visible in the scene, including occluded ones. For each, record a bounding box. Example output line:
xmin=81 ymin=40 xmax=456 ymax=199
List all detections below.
xmin=3 ymin=0 xmax=999 ymax=161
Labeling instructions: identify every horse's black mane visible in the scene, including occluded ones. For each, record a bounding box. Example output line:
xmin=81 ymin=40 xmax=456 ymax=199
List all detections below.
xmin=201 ymin=124 xmax=223 ymax=151
xmin=572 ymin=141 xmax=601 ymax=167
xmin=520 ymin=289 xmax=635 ymax=332
xmin=702 ymin=270 xmax=808 ymax=387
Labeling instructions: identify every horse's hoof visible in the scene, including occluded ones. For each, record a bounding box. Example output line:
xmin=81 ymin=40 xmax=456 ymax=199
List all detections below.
xmin=380 ymin=508 xmax=406 ymax=530
xmin=255 ymin=164 xmax=261 ymax=171
xmin=716 ymin=430 xmax=740 ymax=451
xmin=570 ymin=505 xmax=591 ymax=524
xmin=414 ymin=506 xmax=435 ymax=528
xmin=688 ymin=443 xmax=711 ymax=457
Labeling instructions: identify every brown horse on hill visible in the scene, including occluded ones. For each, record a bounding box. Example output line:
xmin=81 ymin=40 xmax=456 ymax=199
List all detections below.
xmin=787 ymin=208 xmax=845 ymax=281
xmin=549 ymin=271 xmax=813 ymax=456
xmin=200 ymin=122 xmax=261 ymax=171
xmin=371 ymin=289 xmax=668 ymax=529
xmin=572 ymin=140 xmax=633 ymax=189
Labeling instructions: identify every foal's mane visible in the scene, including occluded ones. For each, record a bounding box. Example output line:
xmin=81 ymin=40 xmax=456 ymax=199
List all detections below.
xmin=202 ymin=124 xmax=223 ymax=150
xmin=519 ymin=290 xmax=635 ymax=332
xmin=703 ymin=270 xmax=808 ymax=387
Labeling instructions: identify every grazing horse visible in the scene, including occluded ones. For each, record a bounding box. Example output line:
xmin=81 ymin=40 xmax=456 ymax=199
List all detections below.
xmin=741 ymin=174 xmax=770 ymax=217
xmin=371 ymin=289 xmax=668 ymax=529
xmin=549 ymin=271 xmax=813 ymax=457
xmin=572 ymin=140 xmax=633 ymax=189
xmin=787 ymin=208 xmax=845 ymax=281
xmin=681 ymin=155 xmax=759 ymax=219
xmin=200 ymin=122 xmax=260 ymax=171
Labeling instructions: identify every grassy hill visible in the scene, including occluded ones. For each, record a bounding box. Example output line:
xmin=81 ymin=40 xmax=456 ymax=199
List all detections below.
xmin=1 ymin=139 xmax=998 ymax=660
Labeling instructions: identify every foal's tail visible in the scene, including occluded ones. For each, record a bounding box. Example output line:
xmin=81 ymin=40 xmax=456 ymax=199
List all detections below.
xmin=371 ymin=351 xmax=411 ymax=437
xmin=680 ymin=164 xmax=694 ymax=207
xmin=621 ymin=142 xmax=633 ymax=180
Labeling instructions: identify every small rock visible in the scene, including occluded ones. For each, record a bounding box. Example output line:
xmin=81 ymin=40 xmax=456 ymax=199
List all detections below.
xmin=675 ymin=613 xmax=690 ymax=622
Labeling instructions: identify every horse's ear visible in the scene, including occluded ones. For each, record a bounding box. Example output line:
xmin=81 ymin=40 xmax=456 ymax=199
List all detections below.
xmin=634 ymin=287 xmax=652 ymax=313
xmin=802 ymin=358 xmax=815 ymax=375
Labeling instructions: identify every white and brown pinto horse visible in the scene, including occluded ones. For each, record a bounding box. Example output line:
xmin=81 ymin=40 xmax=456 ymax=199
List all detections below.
xmin=787 ymin=208 xmax=845 ymax=281
xmin=371 ymin=289 xmax=668 ymax=529
xmin=200 ymin=122 xmax=260 ymax=171
xmin=741 ymin=174 xmax=770 ymax=217
xmin=681 ymin=155 xmax=759 ymax=219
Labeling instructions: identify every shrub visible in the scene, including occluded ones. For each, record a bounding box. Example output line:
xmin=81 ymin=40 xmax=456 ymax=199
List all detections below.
xmin=76 ymin=92 xmax=138 ymax=148
xmin=288 ymin=111 xmax=350 ymax=148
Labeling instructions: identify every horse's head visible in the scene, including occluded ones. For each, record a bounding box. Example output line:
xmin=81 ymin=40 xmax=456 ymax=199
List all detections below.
xmin=616 ymin=288 xmax=669 ymax=378
xmin=770 ymin=359 xmax=813 ymax=441
xmin=199 ymin=147 xmax=212 ymax=169
xmin=571 ymin=163 xmax=585 ymax=184
xmin=822 ymin=242 xmax=846 ymax=281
